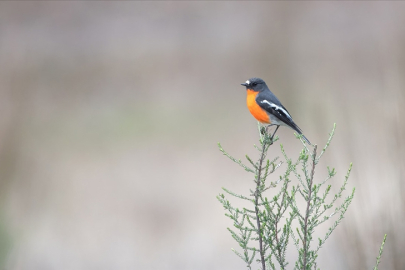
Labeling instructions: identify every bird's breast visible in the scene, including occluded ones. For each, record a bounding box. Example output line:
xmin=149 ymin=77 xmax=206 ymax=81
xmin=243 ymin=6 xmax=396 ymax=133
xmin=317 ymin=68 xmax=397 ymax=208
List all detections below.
xmin=246 ymin=90 xmax=271 ymax=124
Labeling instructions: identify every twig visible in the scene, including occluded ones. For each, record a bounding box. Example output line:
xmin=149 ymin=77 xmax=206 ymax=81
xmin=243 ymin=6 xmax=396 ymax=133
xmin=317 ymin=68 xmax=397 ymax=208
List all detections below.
xmin=373 ymin=234 xmax=387 ymax=270
xmin=302 ymin=145 xmax=317 ymax=270
xmin=255 ymin=135 xmax=269 ymax=270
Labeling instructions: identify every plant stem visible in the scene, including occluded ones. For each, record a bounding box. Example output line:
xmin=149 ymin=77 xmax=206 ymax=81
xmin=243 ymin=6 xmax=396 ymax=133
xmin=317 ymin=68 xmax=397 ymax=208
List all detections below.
xmin=274 ymin=220 xmax=284 ymax=269
xmin=373 ymin=234 xmax=387 ymax=270
xmin=275 ymin=188 xmax=287 ymax=269
xmin=303 ymin=145 xmax=317 ymax=270
xmin=255 ymin=138 xmax=269 ymax=270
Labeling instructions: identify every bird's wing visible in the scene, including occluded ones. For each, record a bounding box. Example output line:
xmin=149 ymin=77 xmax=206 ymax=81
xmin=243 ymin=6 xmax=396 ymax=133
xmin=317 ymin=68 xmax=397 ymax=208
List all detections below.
xmin=256 ymin=92 xmax=303 ymax=134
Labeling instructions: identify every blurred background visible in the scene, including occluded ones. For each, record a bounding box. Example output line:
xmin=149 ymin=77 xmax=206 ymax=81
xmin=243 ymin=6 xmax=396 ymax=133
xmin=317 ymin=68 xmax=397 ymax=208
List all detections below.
xmin=0 ymin=2 xmax=404 ymax=269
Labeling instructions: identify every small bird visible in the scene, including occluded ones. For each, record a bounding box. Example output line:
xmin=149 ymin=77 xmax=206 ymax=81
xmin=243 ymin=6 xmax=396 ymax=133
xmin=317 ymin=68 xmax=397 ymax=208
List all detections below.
xmin=241 ymin=77 xmax=311 ymax=144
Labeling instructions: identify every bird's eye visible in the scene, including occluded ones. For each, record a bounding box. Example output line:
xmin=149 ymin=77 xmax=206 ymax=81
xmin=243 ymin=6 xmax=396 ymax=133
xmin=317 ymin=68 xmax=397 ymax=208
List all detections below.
xmin=252 ymin=82 xmax=257 ymax=86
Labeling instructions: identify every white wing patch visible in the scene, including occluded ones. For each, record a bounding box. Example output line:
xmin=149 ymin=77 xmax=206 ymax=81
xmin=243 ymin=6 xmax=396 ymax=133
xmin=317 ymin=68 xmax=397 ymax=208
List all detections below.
xmin=261 ymin=100 xmax=292 ymax=120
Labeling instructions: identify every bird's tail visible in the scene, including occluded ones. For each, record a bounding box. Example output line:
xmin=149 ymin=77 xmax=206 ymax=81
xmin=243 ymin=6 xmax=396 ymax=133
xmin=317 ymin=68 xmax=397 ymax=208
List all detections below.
xmin=300 ymin=133 xmax=311 ymax=145
xmin=289 ymin=122 xmax=311 ymax=145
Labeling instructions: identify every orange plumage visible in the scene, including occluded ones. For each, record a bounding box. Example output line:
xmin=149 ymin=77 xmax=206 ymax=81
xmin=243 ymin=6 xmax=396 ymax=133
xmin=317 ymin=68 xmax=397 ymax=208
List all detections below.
xmin=246 ymin=89 xmax=270 ymax=124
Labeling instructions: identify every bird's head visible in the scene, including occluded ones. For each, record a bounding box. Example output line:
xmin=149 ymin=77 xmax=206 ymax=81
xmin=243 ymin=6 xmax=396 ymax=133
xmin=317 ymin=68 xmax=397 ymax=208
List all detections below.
xmin=241 ymin=77 xmax=267 ymax=92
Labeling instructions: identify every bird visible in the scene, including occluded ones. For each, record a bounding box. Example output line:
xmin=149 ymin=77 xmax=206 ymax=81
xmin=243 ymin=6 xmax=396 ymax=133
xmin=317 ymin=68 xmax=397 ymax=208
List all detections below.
xmin=241 ymin=77 xmax=311 ymax=145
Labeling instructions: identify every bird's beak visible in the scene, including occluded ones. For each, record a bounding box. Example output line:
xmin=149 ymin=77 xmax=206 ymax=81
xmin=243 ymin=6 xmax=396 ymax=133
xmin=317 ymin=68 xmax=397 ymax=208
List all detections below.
xmin=241 ymin=83 xmax=248 ymax=87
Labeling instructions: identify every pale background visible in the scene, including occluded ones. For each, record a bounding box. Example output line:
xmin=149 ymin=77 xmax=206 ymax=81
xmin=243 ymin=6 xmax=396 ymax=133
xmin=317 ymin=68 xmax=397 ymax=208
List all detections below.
xmin=0 ymin=2 xmax=404 ymax=270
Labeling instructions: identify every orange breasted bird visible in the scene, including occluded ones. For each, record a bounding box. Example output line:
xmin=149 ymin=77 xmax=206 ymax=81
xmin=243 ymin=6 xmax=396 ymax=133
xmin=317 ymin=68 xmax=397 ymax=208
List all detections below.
xmin=242 ymin=77 xmax=311 ymax=145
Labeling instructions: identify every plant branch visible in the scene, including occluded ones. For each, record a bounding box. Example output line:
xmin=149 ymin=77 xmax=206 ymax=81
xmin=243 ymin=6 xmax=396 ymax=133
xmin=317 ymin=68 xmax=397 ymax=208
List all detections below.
xmin=373 ymin=234 xmax=387 ymax=270
xmin=255 ymin=136 xmax=269 ymax=270
xmin=302 ymin=145 xmax=317 ymax=270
